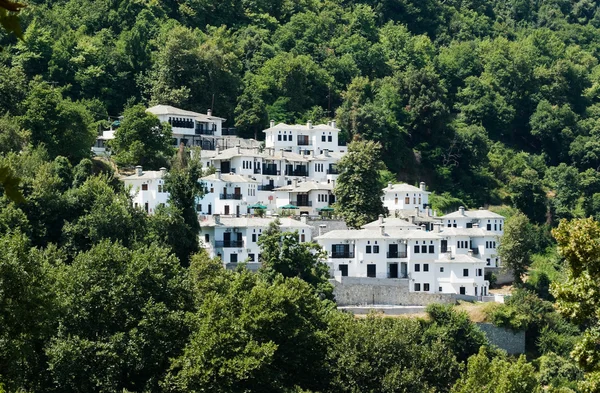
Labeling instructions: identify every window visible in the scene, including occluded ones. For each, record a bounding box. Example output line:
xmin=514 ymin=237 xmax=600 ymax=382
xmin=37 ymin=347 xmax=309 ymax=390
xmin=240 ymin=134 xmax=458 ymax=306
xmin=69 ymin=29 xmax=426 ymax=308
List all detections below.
xmin=459 ymin=287 xmax=466 ymax=295
xmin=415 ymin=264 xmax=420 ymax=272
xmin=230 ymin=254 xmax=238 ymax=263
xmin=248 ymin=254 xmax=255 ymax=262
xmin=204 ymin=234 xmax=210 ymax=243
xmin=494 ymin=224 xmax=497 ymax=231
xmin=487 ymin=224 xmax=491 ymax=230
xmin=301 ymin=234 xmax=306 ymax=242
xmin=477 ymin=268 xmax=483 ymax=276
xmin=405 ymin=197 xmax=410 ymax=204
xmin=252 ymin=234 xmax=257 ymax=242
xmin=439 ymin=287 xmax=443 ymax=292
xmin=328 ymin=135 xmax=332 ymax=142
xmin=414 ymin=245 xmax=420 ymax=254
xmin=428 ymin=245 xmax=434 ymax=254
xmin=463 ymin=268 xmax=469 ymax=277
xmin=414 ymin=283 xmax=421 ymax=291
xmin=499 ymin=224 xmax=502 ymax=231
xmin=158 ymin=185 xmax=163 ymax=193
xmin=196 ymin=204 xmax=202 ymax=212
xmin=423 ymin=264 xmax=429 ymax=272
xmin=424 ymin=283 xmax=430 ymax=291
xmin=278 ymin=135 xmax=282 ymax=141
xmin=421 ymin=245 xmax=427 ymax=253
xmin=486 ymin=258 xmax=491 ymax=266
xmin=367 ymin=264 xmax=376 ymax=277
xmin=141 ymin=184 xmax=148 ymax=191
xmin=373 ymin=245 xmax=379 ymax=254
xmin=322 ymin=135 xmax=326 ymax=142
xmin=366 ymin=245 xmax=372 ymax=254
xmin=440 ymin=267 xmax=444 ymax=272
xmin=283 ymin=134 xmax=287 ymax=141
xmin=466 ymin=223 xmax=473 ymax=228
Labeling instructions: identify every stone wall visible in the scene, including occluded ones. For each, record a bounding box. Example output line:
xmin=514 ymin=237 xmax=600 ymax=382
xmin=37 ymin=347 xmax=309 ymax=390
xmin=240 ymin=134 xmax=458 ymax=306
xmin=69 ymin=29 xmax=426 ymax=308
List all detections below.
xmin=331 ymin=277 xmax=457 ymax=306
xmin=477 ymin=323 xmax=525 ymax=355
xmin=487 ymin=267 xmax=514 ymax=286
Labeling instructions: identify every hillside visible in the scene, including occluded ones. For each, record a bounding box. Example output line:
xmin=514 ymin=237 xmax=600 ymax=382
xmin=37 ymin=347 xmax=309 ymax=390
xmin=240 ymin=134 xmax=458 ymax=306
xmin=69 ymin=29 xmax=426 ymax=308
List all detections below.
xmin=2 ymin=0 xmax=600 ymax=220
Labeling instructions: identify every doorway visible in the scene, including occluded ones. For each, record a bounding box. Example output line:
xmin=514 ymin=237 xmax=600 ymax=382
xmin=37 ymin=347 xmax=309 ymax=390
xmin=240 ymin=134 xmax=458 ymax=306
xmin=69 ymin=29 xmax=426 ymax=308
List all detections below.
xmin=389 ymin=263 xmax=398 ymax=278
xmin=367 ymin=264 xmax=376 ymax=278
xmin=339 ymin=264 xmax=348 ymax=277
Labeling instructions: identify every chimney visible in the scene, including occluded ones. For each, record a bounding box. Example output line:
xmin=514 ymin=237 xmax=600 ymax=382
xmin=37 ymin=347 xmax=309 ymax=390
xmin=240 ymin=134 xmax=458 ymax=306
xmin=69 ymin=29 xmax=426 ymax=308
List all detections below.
xmin=307 ymin=121 xmax=313 ymax=129
xmin=433 ymin=222 xmax=441 ymax=233
xmin=214 ymin=214 xmax=220 ymax=224
xmin=300 ymin=215 xmax=308 ymax=224
xmin=292 ymin=178 xmax=298 ymax=188
xmin=468 ymin=249 xmax=473 ymax=257
xmin=388 ymin=182 xmax=393 ymax=190
xmin=311 ymin=150 xmax=315 ymax=158
xmin=135 ymin=165 xmax=143 ymax=176
xmin=159 ymin=167 xmax=167 ymax=177
xmin=237 ymin=143 xmax=241 ymax=154
xmin=319 ymin=224 xmax=326 ymax=236
xmin=415 ymin=206 xmax=420 ymax=217
xmin=216 ymin=168 xmax=221 ymax=180
xmin=473 ymin=222 xmax=479 ymax=228
xmin=207 ymin=109 xmax=212 ymax=117
xmin=459 ymin=206 xmax=465 ymax=216
xmin=420 ymin=182 xmax=426 ymax=192
xmin=428 ymin=208 xmax=432 ymax=217
xmin=270 ymin=119 xmax=275 ymax=128
xmin=324 ymin=149 xmax=330 ymax=157
xmin=409 ymin=216 xmax=415 ymax=224
xmin=378 ymin=214 xmax=384 ymax=225
xmin=215 ymin=146 xmax=220 ymax=155
xmin=380 ymin=225 xmax=385 ymax=235
xmin=331 ymin=120 xmax=336 ymax=128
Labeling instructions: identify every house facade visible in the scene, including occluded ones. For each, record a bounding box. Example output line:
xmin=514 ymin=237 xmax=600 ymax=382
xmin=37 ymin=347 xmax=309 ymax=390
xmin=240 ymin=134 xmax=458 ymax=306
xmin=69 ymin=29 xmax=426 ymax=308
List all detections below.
xmin=122 ymin=166 xmax=169 ymax=214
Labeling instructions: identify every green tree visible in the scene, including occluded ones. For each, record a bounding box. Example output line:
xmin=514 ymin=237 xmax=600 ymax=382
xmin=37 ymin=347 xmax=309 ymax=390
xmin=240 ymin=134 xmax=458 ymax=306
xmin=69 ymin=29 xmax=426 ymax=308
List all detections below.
xmin=334 ymin=139 xmax=386 ymax=228
xmin=258 ymin=220 xmax=332 ymax=299
xmin=498 ymin=211 xmax=534 ymax=285
xmin=18 ymin=77 xmax=96 ymax=162
xmin=451 ymin=347 xmax=540 ymax=393
xmin=507 ymin=168 xmax=548 ymax=224
xmin=110 ymin=103 xmax=173 ymax=168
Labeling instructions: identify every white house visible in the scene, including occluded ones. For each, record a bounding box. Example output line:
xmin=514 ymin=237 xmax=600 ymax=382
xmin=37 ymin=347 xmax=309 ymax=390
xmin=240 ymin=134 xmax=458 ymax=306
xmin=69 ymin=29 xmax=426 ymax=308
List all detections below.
xmin=122 ymin=166 xmax=169 ymax=214
xmin=263 ymin=120 xmax=346 ymax=155
xmin=273 ymin=180 xmax=335 ymax=216
xmin=441 ymin=206 xmax=505 ymax=234
xmin=201 ymin=215 xmax=313 ymax=269
xmin=197 ymin=171 xmax=259 ymax=216
xmin=146 ymin=105 xmax=227 ymax=148
xmin=383 ymin=182 xmax=430 ymax=214
xmin=315 ymin=216 xmax=489 ymax=296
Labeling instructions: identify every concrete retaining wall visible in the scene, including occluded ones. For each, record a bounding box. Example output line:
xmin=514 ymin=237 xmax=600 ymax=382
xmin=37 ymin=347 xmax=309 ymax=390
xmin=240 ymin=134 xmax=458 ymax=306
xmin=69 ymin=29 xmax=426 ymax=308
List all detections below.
xmin=331 ymin=277 xmax=457 ymax=306
xmin=477 ymin=323 xmax=525 ymax=355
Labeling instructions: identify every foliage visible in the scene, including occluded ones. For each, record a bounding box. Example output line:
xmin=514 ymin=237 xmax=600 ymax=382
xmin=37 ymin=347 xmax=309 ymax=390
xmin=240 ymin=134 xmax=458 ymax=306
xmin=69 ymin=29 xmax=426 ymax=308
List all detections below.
xmin=258 ymin=220 xmax=333 ymax=300
xmin=498 ymin=211 xmax=534 ymax=284
xmin=334 ymin=139 xmax=386 ymax=228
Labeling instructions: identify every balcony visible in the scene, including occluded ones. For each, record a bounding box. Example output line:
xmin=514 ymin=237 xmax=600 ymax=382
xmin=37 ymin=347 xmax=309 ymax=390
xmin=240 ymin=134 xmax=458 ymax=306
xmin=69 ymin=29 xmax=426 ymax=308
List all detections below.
xmin=387 ymin=251 xmax=408 ymax=258
xmin=291 ymin=200 xmax=312 ymax=207
xmin=219 ymin=193 xmax=243 ymax=200
xmin=215 ymin=240 xmax=244 ymax=248
xmin=195 ymin=128 xmax=215 ymax=135
xmin=286 ymin=168 xmax=309 ymax=177
xmin=331 ymin=251 xmax=354 ymax=258
xmin=326 ymin=168 xmax=339 ymax=175
xmin=262 ymin=168 xmax=280 ymax=176
xmin=298 ymin=139 xmax=312 ymax=146
xmin=258 ymin=184 xmax=275 ymax=191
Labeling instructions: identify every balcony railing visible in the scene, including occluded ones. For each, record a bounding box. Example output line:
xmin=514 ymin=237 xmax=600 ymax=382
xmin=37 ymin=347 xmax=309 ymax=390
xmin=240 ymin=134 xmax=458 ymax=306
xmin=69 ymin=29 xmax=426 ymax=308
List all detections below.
xmin=195 ymin=128 xmax=215 ymax=135
xmin=331 ymin=251 xmax=354 ymax=258
xmin=222 ymin=128 xmax=237 ymax=136
xmin=291 ymin=200 xmax=312 ymax=207
xmin=298 ymin=140 xmax=312 ymax=146
xmin=215 ymin=240 xmax=244 ymax=248
xmin=326 ymin=168 xmax=339 ymax=175
xmin=219 ymin=193 xmax=243 ymax=200
xmin=387 ymin=251 xmax=408 ymax=258
xmin=258 ymin=184 xmax=275 ymax=191
xmin=262 ymin=168 xmax=280 ymax=176
xmin=286 ymin=169 xmax=309 ymax=177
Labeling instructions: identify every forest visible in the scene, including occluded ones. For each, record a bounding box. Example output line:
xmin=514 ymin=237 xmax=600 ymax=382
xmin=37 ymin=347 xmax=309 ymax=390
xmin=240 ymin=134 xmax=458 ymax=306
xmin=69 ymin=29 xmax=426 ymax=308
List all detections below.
xmin=2 ymin=0 xmax=600 ymax=392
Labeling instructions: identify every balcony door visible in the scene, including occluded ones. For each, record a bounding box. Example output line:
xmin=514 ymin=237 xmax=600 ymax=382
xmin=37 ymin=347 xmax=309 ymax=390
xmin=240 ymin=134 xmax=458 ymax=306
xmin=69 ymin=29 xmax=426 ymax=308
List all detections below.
xmin=234 ymin=187 xmax=241 ymax=196
xmin=389 ymin=263 xmax=398 ymax=278
xmin=224 ymin=232 xmax=231 ymax=247
xmin=388 ymin=244 xmax=398 ymax=257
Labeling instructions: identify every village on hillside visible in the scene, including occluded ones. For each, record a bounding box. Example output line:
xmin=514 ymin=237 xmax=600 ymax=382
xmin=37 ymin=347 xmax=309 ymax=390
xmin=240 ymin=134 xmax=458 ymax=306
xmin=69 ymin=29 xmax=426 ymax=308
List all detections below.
xmin=101 ymin=104 xmax=508 ymax=307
